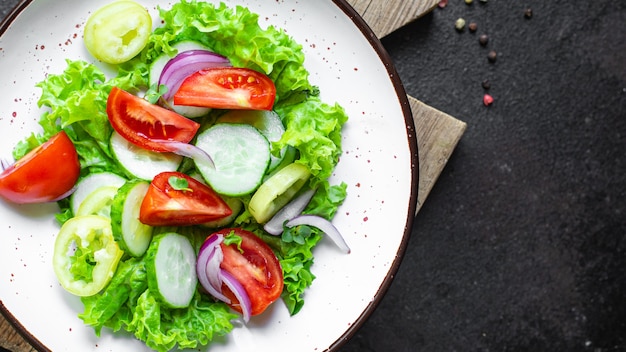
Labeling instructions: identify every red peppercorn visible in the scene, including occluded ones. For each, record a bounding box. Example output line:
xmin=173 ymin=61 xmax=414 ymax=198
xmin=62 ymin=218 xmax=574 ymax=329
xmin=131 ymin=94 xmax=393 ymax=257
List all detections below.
xmin=483 ymin=94 xmax=494 ymax=106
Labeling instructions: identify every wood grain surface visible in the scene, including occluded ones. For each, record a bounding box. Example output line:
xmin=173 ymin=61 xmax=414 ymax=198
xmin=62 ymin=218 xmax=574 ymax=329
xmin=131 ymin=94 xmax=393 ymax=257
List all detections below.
xmin=348 ymin=0 xmax=439 ymax=38
xmin=0 ymin=0 xmax=465 ymax=350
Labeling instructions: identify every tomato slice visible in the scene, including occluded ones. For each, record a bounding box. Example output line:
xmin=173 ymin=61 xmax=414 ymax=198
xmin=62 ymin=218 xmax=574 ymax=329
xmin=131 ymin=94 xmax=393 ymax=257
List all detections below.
xmin=173 ymin=67 xmax=276 ymax=111
xmin=53 ymin=215 xmax=124 ymax=296
xmin=139 ymin=171 xmax=232 ymax=226
xmin=107 ymin=87 xmax=200 ymax=152
xmin=212 ymin=228 xmax=284 ymax=316
xmin=0 ymin=131 xmax=80 ymax=204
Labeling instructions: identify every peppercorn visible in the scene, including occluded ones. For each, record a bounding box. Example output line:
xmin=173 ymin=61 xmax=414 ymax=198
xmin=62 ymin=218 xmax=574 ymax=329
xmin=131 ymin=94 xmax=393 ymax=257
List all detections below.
xmin=482 ymin=79 xmax=491 ymax=90
xmin=465 ymin=0 xmax=473 ymax=4
xmin=487 ymin=50 xmax=497 ymax=62
xmin=483 ymin=94 xmax=494 ymax=106
xmin=455 ymin=18 xmax=466 ymax=32
xmin=468 ymin=22 xmax=478 ymax=32
xmin=479 ymin=34 xmax=489 ymax=46
xmin=524 ymin=8 xmax=533 ymax=18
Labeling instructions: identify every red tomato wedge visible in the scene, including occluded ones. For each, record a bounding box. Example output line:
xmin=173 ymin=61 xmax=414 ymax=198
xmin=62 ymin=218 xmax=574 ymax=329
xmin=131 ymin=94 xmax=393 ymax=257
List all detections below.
xmin=139 ymin=171 xmax=232 ymax=226
xmin=107 ymin=87 xmax=200 ymax=152
xmin=173 ymin=67 xmax=276 ymax=111
xmin=0 ymin=131 xmax=80 ymax=204
xmin=213 ymin=228 xmax=284 ymax=316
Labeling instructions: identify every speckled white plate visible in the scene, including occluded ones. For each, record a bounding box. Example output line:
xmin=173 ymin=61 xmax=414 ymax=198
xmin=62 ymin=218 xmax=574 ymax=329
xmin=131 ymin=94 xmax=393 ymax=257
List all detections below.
xmin=0 ymin=1 xmax=418 ymax=351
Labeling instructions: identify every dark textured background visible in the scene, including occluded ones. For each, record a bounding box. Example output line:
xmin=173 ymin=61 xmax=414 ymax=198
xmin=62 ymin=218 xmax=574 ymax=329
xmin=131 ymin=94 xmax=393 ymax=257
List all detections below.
xmin=343 ymin=1 xmax=626 ymax=351
xmin=1 ymin=1 xmax=625 ymax=352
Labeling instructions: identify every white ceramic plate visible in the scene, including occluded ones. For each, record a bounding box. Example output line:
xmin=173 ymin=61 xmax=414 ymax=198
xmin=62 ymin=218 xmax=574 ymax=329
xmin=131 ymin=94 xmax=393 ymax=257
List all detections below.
xmin=0 ymin=1 xmax=418 ymax=351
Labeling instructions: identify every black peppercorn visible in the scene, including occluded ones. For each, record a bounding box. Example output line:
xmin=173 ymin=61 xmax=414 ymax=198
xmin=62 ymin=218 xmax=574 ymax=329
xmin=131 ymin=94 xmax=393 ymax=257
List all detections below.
xmin=482 ymin=79 xmax=491 ymax=90
xmin=524 ymin=8 xmax=533 ymax=19
xmin=487 ymin=50 xmax=497 ymax=62
xmin=468 ymin=22 xmax=478 ymax=32
xmin=479 ymin=34 xmax=489 ymax=46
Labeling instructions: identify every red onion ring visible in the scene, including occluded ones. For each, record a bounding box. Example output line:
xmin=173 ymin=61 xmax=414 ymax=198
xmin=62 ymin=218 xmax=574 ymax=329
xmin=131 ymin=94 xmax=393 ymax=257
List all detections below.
xmin=286 ymin=215 xmax=351 ymax=254
xmin=264 ymin=188 xmax=317 ymax=235
xmin=153 ymin=140 xmax=215 ymax=170
xmin=220 ymin=269 xmax=252 ymax=323
xmin=196 ymin=234 xmax=230 ymax=303
xmin=159 ymin=50 xmax=231 ymax=100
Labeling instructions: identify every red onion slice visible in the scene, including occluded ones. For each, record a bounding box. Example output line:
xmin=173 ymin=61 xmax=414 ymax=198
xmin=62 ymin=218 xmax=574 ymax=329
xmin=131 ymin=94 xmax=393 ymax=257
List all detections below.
xmin=159 ymin=50 xmax=231 ymax=100
xmin=264 ymin=188 xmax=317 ymax=235
xmin=220 ymin=269 xmax=252 ymax=323
xmin=49 ymin=186 xmax=77 ymax=202
xmin=196 ymin=234 xmax=230 ymax=303
xmin=286 ymin=215 xmax=351 ymax=254
xmin=154 ymin=140 xmax=215 ymax=170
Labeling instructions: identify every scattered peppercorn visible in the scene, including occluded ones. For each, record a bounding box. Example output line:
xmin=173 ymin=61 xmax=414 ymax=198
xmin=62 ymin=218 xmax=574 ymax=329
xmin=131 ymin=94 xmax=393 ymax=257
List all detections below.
xmin=524 ymin=8 xmax=533 ymax=18
xmin=465 ymin=0 xmax=473 ymax=4
xmin=487 ymin=50 xmax=497 ymax=62
xmin=438 ymin=0 xmax=448 ymax=8
xmin=468 ymin=22 xmax=478 ymax=32
xmin=479 ymin=34 xmax=489 ymax=46
xmin=483 ymin=94 xmax=494 ymax=106
xmin=482 ymin=79 xmax=491 ymax=90
xmin=455 ymin=18 xmax=466 ymax=31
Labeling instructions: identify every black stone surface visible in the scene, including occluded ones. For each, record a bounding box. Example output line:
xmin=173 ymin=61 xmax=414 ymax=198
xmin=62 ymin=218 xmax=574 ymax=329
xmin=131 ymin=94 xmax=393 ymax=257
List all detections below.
xmin=1 ymin=1 xmax=624 ymax=352
xmin=343 ymin=1 xmax=626 ymax=352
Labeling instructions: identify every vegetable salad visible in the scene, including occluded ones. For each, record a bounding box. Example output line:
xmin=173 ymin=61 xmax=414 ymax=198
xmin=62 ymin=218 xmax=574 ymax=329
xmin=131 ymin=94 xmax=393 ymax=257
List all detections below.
xmin=3 ymin=1 xmax=349 ymax=351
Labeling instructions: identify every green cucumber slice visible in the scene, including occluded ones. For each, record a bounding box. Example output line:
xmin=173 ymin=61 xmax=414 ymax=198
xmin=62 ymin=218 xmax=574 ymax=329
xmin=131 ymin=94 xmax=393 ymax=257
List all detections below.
xmin=110 ymin=180 xmax=153 ymax=257
xmin=110 ymin=131 xmax=183 ymax=181
xmin=70 ymin=172 xmax=127 ymax=216
xmin=145 ymin=232 xmax=197 ymax=308
xmin=217 ymin=110 xmax=287 ymax=171
xmin=195 ymin=124 xmax=270 ymax=196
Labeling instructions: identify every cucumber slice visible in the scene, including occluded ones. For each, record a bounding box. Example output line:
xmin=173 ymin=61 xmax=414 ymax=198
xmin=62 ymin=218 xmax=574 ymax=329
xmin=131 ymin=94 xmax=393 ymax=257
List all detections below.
xmin=145 ymin=232 xmax=197 ymax=308
xmin=70 ymin=172 xmax=127 ymax=216
xmin=217 ymin=110 xmax=287 ymax=171
xmin=110 ymin=180 xmax=153 ymax=257
xmin=149 ymin=40 xmax=213 ymax=118
xmin=195 ymin=124 xmax=270 ymax=196
xmin=76 ymin=186 xmax=118 ymax=218
xmin=110 ymin=131 xmax=183 ymax=181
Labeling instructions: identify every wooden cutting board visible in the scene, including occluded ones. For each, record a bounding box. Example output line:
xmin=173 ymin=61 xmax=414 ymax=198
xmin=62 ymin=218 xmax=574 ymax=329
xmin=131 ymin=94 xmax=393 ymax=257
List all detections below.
xmin=0 ymin=0 xmax=465 ymax=350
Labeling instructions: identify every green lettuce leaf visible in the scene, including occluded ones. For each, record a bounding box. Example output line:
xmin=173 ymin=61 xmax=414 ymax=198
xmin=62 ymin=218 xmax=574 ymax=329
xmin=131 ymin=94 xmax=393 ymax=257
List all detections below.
xmin=275 ymin=97 xmax=348 ymax=185
xmin=140 ymin=0 xmax=314 ymax=107
xmin=20 ymin=59 xmax=145 ymax=176
xmin=80 ymin=256 xmax=236 ymax=352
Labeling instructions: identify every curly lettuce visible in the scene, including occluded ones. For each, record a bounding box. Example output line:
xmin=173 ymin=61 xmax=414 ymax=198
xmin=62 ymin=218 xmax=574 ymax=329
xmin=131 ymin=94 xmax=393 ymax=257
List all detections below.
xmin=80 ymin=257 xmax=236 ymax=352
xmin=141 ymin=0 xmax=314 ymax=107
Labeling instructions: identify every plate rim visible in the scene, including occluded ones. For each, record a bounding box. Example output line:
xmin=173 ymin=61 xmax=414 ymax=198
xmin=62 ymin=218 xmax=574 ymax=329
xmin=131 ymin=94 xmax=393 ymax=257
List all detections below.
xmin=326 ymin=1 xmax=418 ymax=350
xmin=0 ymin=0 xmax=420 ymax=351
